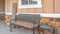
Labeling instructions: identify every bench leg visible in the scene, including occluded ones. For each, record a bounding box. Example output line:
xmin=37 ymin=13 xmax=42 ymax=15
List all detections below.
xmin=33 ymin=27 xmax=35 ymax=34
xmin=10 ymin=23 xmax=12 ymax=32
xmin=38 ymin=26 xmax=40 ymax=34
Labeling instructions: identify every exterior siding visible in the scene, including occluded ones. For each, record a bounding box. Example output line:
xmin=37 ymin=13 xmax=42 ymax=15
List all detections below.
xmin=6 ymin=0 xmax=60 ymax=13
xmin=0 ymin=0 xmax=5 ymax=12
xmin=55 ymin=0 xmax=60 ymax=13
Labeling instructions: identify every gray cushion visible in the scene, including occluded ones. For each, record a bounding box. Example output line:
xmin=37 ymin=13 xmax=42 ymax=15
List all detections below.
xmin=55 ymin=18 xmax=60 ymax=21
xmin=16 ymin=14 xmax=40 ymax=24
xmin=40 ymin=25 xmax=53 ymax=32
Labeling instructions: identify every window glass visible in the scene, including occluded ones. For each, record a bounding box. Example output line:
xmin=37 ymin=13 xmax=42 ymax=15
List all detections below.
xmin=21 ymin=0 xmax=28 ymax=5
xmin=29 ymin=0 xmax=37 ymax=4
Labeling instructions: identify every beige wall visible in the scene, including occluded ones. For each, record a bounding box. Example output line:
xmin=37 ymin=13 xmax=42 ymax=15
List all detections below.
xmin=6 ymin=0 xmax=60 ymax=13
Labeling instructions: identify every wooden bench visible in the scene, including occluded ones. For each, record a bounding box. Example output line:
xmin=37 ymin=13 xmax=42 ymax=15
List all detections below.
xmin=10 ymin=14 xmax=40 ymax=34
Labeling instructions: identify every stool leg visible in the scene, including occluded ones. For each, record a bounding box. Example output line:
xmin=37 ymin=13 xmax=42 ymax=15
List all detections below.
xmin=42 ymin=29 xmax=44 ymax=34
xmin=55 ymin=29 xmax=57 ymax=34
xmin=53 ymin=28 xmax=55 ymax=34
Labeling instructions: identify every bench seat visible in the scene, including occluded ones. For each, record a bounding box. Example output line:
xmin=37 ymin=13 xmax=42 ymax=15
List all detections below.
xmin=14 ymin=21 xmax=38 ymax=29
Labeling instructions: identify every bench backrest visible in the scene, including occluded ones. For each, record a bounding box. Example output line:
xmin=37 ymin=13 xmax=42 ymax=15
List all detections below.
xmin=16 ymin=14 xmax=40 ymax=24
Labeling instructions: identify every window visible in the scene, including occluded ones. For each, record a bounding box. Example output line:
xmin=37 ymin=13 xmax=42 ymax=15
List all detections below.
xmin=21 ymin=0 xmax=37 ymax=5
xmin=18 ymin=0 xmax=42 ymax=8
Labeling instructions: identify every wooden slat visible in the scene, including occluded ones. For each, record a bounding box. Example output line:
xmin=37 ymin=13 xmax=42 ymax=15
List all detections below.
xmin=15 ymin=21 xmax=38 ymax=29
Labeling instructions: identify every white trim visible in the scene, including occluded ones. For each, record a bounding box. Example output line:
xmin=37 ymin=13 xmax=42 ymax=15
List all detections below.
xmin=0 ymin=12 xmax=5 ymax=14
xmin=40 ymin=14 xmax=60 ymax=18
xmin=5 ymin=12 xmax=18 ymax=15
xmin=6 ymin=12 xmax=12 ymax=15
xmin=5 ymin=13 xmax=60 ymax=18
xmin=5 ymin=0 xmax=8 ymax=13
xmin=18 ymin=0 xmax=42 ymax=8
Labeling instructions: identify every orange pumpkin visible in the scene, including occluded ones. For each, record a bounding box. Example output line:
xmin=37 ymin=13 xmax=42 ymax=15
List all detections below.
xmin=40 ymin=18 xmax=48 ymax=24
xmin=5 ymin=15 xmax=11 ymax=24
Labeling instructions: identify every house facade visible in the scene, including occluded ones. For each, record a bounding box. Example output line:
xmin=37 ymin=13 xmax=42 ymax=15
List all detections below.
xmin=0 ymin=0 xmax=60 ymax=14
xmin=5 ymin=0 xmax=60 ymax=14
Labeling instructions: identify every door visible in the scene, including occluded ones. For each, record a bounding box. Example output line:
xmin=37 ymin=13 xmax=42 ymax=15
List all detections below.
xmin=0 ymin=0 xmax=5 ymax=12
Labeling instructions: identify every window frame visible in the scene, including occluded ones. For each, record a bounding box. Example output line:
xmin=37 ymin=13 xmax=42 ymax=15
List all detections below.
xmin=18 ymin=0 xmax=42 ymax=8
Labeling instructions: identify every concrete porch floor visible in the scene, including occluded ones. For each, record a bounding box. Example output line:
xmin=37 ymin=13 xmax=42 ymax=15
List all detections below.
xmin=0 ymin=20 xmax=60 ymax=34
xmin=0 ymin=20 xmax=33 ymax=34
